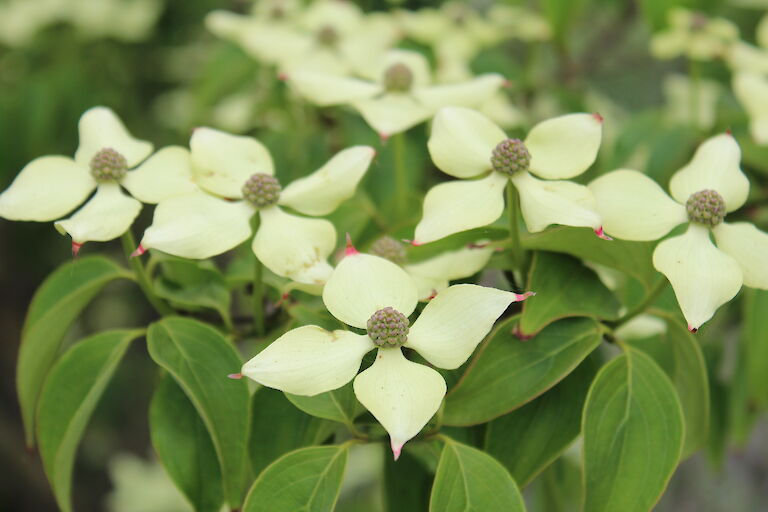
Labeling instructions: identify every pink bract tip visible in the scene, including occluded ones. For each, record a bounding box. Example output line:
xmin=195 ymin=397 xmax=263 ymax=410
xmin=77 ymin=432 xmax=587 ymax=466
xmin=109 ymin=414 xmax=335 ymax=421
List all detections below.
xmin=391 ymin=440 xmax=403 ymax=461
xmin=515 ymin=291 xmax=536 ymax=302
xmin=594 ymin=227 xmax=613 ymax=240
xmin=725 ymin=128 xmax=733 ymax=136
xmin=467 ymin=242 xmax=489 ymax=249
xmin=425 ymin=289 xmax=438 ymax=301
xmin=592 ymin=112 xmax=604 ymax=123
xmin=71 ymin=241 xmax=83 ymax=258
xmin=276 ymin=292 xmax=291 ymax=307
xmin=379 ymin=132 xmax=390 ymax=144
xmin=345 ymin=233 xmax=359 ymax=255
xmin=502 ymin=79 xmax=512 ymax=88
xmin=687 ymin=324 xmax=698 ymax=333
xmin=227 ymin=373 xmax=243 ymax=380
xmin=401 ymin=239 xmax=422 ymax=247
xmin=277 ymin=72 xmax=288 ymax=81
xmin=130 ymin=244 xmax=147 ymax=258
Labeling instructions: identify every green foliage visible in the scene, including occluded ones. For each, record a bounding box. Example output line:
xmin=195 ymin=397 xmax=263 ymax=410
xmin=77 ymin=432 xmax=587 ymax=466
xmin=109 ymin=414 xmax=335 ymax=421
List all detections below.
xmin=520 ymin=251 xmax=620 ymax=334
xmin=430 ymin=437 xmax=526 ymax=512
xmin=444 ymin=317 xmax=602 ymax=425
xmin=582 ymin=348 xmax=684 ymax=512
xmin=146 ymin=317 xmax=250 ymax=508
xmin=242 ymin=445 xmax=350 ymax=512
xmin=742 ymin=289 xmax=768 ymax=409
xmin=37 ymin=329 xmax=142 ymax=512
xmin=149 ymin=376 xmax=224 ymax=512
xmin=17 ymin=256 xmax=131 ymax=446
xmin=384 ymin=450 xmax=432 ymax=511
xmin=286 ymin=381 xmax=365 ymax=426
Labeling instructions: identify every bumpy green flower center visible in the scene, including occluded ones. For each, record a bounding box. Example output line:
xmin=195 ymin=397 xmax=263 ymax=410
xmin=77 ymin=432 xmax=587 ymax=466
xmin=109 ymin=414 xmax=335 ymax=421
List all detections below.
xmin=686 ymin=189 xmax=726 ymax=226
xmin=242 ymin=173 xmax=282 ymax=208
xmin=90 ymin=147 xmax=128 ymax=182
xmin=383 ymin=63 xmax=413 ymax=93
xmin=367 ymin=307 xmax=409 ymax=348
xmin=317 ymin=25 xmax=338 ymax=46
xmin=370 ymin=236 xmax=407 ymax=265
xmin=491 ymin=138 xmax=530 ymax=176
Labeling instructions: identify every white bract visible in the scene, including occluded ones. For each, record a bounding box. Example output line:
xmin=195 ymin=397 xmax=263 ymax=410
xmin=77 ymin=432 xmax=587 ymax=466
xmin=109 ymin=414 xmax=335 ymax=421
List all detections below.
xmin=650 ymin=8 xmax=739 ymax=61
xmin=285 ymin=49 xmax=505 ymax=138
xmin=0 ymin=107 xmax=194 ymax=252
xmin=732 ymin=71 xmax=768 ymax=145
xmin=241 ymin=246 xmax=530 ymax=458
xmin=664 ymin=73 xmax=721 ymax=130
xmin=589 ymin=133 xmax=768 ymax=331
xmin=138 ymin=128 xmax=375 ymax=286
xmin=413 ymin=106 xmax=605 ymax=244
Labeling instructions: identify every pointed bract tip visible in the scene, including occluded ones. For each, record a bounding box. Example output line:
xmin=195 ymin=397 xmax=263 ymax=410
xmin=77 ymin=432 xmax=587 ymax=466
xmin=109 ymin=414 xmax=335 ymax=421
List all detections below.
xmin=227 ymin=373 xmax=243 ymax=380
xmin=515 ymin=291 xmax=535 ymax=302
xmin=71 ymin=241 xmax=83 ymax=258
xmin=594 ymin=227 xmax=613 ymax=240
xmin=425 ymin=289 xmax=438 ymax=301
xmin=379 ymin=132 xmax=390 ymax=144
xmin=592 ymin=112 xmax=604 ymax=123
xmin=687 ymin=324 xmax=698 ymax=333
xmin=345 ymin=233 xmax=359 ymax=255
xmin=277 ymin=72 xmax=288 ymax=81
xmin=401 ymin=239 xmax=423 ymax=247
xmin=276 ymin=292 xmax=291 ymax=307
xmin=130 ymin=244 xmax=147 ymax=258
xmin=725 ymin=128 xmax=733 ymax=136
xmin=391 ymin=439 xmax=403 ymax=461
xmin=502 ymin=79 xmax=512 ymax=88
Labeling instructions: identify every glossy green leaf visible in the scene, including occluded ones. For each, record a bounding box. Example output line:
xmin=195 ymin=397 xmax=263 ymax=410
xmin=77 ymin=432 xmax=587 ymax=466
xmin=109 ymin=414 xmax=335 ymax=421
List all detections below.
xmin=37 ymin=329 xmax=142 ymax=512
xmin=429 ymin=438 xmax=526 ymax=512
xmin=147 ymin=317 xmax=250 ymax=508
xmin=626 ymin=315 xmax=709 ymax=457
xmin=250 ymin=387 xmax=335 ymax=476
xmin=742 ymin=289 xmax=768 ymax=409
xmin=528 ymin=456 xmax=583 ymax=512
xmin=384 ymin=450 xmax=432 ymax=512
xmin=149 ymin=375 xmax=224 ymax=512
xmin=286 ymin=381 xmax=364 ymax=425
xmin=17 ymin=256 xmax=131 ymax=446
xmin=153 ymin=257 xmax=232 ymax=328
xmin=242 ymin=445 xmax=349 ymax=512
xmin=583 ymin=348 xmax=684 ymax=512
xmin=520 ymin=251 xmax=620 ymax=335
xmin=522 ymin=227 xmax=657 ymax=289
xmin=444 ymin=317 xmax=602 ymax=426
xmin=485 ymin=356 xmax=598 ymax=486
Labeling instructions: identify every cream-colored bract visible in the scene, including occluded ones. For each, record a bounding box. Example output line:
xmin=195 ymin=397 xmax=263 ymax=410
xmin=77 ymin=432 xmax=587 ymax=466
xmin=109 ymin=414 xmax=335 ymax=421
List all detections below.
xmin=241 ymin=250 xmax=528 ymax=457
xmin=139 ymin=129 xmax=375 ymax=286
xmin=404 ymin=244 xmax=494 ymax=300
xmin=650 ymin=8 xmax=739 ymax=61
xmin=0 ymin=106 xmax=180 ymax=247
xmin=415 ymin=106 xmax=603 ymax=244
xmin=732 ymin=72 xmax=768 ymax=145
xmin=589 ymin=133 xmax=768 ymax=330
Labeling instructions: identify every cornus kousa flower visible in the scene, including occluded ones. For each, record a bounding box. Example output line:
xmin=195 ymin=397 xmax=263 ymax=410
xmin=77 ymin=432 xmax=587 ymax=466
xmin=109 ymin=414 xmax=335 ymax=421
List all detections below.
xmin=136 ymin=128 xmax=375 ymax=286
xmin=413 ymin=106 xmax=606 ymax=244
xmin=650 ymin=8 xmax=739 ymax=61
xmin=369 ymin=236 xmax=493 ymax=300
xmin=732 ymin=72 xmax=768 ymax=144
xmin=285 ymin=49 xmax=505 ymax=138
xmin=239 ymin=242 xmax=532 ymax=458
xmin=0 ymin=107 xmax=196 ymax=254
xmin=589 ymin=133 xmax=768 ymax=331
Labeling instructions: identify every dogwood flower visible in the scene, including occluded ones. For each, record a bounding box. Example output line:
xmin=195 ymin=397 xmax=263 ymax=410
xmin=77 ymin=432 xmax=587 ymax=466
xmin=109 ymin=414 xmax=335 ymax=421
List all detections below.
xmin=725 ymin=40 xmax=768 ymax=74
xmin=137 ymin=128 xmax=375 ymax=286
xmin=369 ymin=236 xmax=494 ymax=300
xmin=650 ymin=8 xmax=739 ymax=61
xmin=413 ymin=106 xmax=605 ymax=244
xmin=664 ymin=74 xmax=721 ymax=130
xmin=733 ymin=72 xmax=768 ymax=144
xmin=589 ymin=133 xmax=768 ymax=331
xmin=0 ymin=107 xmax=195 ymax=254
xmin=240 ymin=243 xmax=531 ymax=458
xmin=285 ymin=49 xmax=505 ymax=138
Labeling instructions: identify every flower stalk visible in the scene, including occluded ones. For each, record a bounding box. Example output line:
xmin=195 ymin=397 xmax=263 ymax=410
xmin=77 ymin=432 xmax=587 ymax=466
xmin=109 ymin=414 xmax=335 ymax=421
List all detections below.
xmin=120 ymin=230 xmax=173 ymax=316
xmin=251 ymin=213 xmax=266 ymax=337
xmin=506 ymin=182 xmax=526 ymax=272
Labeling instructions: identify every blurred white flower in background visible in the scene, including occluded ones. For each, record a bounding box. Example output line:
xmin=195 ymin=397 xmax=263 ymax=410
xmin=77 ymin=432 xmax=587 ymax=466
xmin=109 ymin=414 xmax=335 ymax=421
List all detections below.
xmin=650 ymin=8 xmax=739 ymax=61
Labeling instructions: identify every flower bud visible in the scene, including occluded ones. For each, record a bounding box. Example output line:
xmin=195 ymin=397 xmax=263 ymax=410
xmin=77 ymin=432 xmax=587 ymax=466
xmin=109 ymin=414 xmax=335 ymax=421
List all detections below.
xmin=383 ymin=63 xmax=413 ymax=93
xmin=242 ymin=173 xmax=282 ymax=208
xmin=491 ymin=138 xmax=531 ymax=176
xmin=367 ymin=307 xmax=409 ymax=348
xmin=90 ymin=147 xmax=128 ymax=182
xmin=686 ymin=189 xmax=726 ymax=226
xmin=317 ymin=25 xmax=338 ymax=46
xmin=370 ymin=236 xmax=407 ymax=265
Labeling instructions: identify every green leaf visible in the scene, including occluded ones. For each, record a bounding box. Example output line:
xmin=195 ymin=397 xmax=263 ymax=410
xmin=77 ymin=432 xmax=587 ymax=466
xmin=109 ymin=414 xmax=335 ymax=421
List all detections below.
xmin=522 ymin=227 xmax=657 ymax=289
xmin=429 ymin=438 xmax=526 ymax=512
xmin=286 ymin=303 xmax=344 ymax=332
xmin=250 ymin=387 xmax=335 ymax=476
xmin=286 ymin=381 xmax=364 ymax=425
xmin=384 ymin=451 xmax=432 ymax=512
xmin=520 ymin=251 xmax=620 ymax=335
xmin=242 ymin=445 xmax=349 ymax=512
xmin=147 ymin=317 xmax=250 ymax=508
xmin=485 ymin=356 xmax=598 ymax=487
xmin=37 ymin=329 xmax=142 ymax=512
xmin=626 ymin=315 xmax=709 ymax=457
xmin=638 ymin=0 xmax=680 ymax=31
xmin=153 ymin=257 xmax=232 ymax=328
xmin=742 ymin=289 xmax=768 ymax=409
xmin=528 ymin=456 xmax=582 ymax=512
xmin=407 ymin=227 xmax=508 ymax=262
xmin=18 ymin=256 xmax=131 ymax=446
xmin=542 ymin=0 xmax=586 ymax=41
xmin=149 ymin=375 xmax=224 ymax=512
xmin=443 ymin=317 xmax=602 ymax=426
xmin=582 ymin=348 xmax=684 ymax=512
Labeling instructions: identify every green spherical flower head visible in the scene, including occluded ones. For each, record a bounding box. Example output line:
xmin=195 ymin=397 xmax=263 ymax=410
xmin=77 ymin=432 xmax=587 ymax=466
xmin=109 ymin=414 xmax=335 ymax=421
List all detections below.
xmin=491 ymin=138 xmax=531 ymax=176
xmin=243 ymin=173 xmax=282 ymax=208
xmin=317 ymin=25 xmax=338 ymax=46
xmin=90 ymin=147 xmax=128 ymax=182
xmin=686 ymin=189 xmax=726 ymax=226
xmin=370 ymin=236 xmax=407 ymax=265
xmin=384 ymin=63 xmax=413 ymax=93
xmin=367 ymin=307 xmax=409 ymax=348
